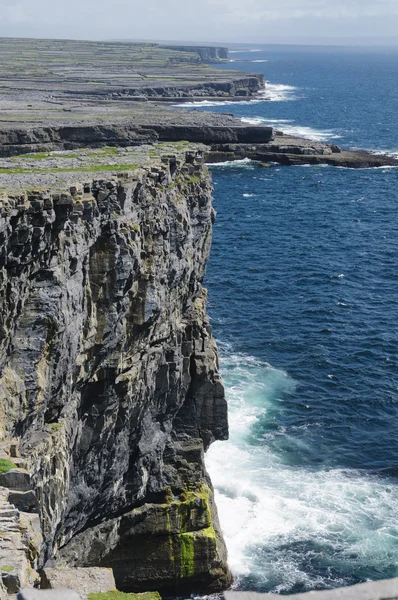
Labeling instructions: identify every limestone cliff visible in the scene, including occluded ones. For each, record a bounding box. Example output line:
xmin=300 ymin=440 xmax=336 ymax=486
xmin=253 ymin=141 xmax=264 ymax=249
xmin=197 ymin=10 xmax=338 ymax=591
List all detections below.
xmin=0 ymin=148 xmax=232 ymax=594
xmin=162 ymin=45 xmax=229 ymax=63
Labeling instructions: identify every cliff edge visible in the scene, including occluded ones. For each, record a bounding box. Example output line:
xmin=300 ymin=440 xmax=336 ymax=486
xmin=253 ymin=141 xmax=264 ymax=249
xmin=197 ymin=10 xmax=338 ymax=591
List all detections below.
xmin=0 ymin=144 xmax=232 ymax=595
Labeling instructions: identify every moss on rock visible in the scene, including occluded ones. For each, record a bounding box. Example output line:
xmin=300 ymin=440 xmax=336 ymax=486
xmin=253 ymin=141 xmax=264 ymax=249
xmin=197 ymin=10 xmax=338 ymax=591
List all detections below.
xmin=180 ymin=532 xmax=195 ymax=578
xmin=0 ymin=459 xmax=16 ymax=474
xmin=88 ymin=593 xmax=161 ymax=600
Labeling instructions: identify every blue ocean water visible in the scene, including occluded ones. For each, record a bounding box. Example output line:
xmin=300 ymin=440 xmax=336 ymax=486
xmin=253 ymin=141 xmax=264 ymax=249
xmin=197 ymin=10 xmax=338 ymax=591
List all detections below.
xmin=191 ymin=46 xmax=398 ymax=594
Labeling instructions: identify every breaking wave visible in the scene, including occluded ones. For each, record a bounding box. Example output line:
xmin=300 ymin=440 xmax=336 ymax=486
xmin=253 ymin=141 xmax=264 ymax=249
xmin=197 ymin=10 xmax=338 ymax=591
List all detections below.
xmin=206 ymin=349 xmax=398 ymax=593
xmin=172 ymin=83 xmax=298 ymax=108
xmin=240 ymin=116 xmax=341 ymax=141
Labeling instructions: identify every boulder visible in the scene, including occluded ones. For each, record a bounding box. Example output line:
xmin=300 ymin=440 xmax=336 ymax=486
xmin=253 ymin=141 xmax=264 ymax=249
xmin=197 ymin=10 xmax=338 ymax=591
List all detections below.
xmin=0 ymin=470 xmax=31 ymax=492
xmin=8 ymin=490 xmax=39 ymax=513
xmin=0 ymin=554 xmax=31 ymax=594
xmin=41 ymin=567 xmax=116 ymax=595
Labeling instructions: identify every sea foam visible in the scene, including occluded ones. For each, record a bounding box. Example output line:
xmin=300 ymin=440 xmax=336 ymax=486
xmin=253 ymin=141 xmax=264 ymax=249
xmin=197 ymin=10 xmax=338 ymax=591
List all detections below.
xmin=240 ymin=116 xmax=341 ymax=141
xmin=172 ymin=83 xmax=298 ymax=108
xmin=206 ymin=348 xmax=398 ymax=592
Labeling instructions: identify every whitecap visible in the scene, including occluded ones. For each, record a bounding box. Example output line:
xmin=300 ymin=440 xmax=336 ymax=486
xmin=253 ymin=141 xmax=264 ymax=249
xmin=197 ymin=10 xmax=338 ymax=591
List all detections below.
xmin=172 ymin=83 xmax=298 ymax=108
xmin=296 ymin=164 xmax=331 ymax=168
xmin=240 ymin=116 xmax=341 ymax=141
xmin=206 ymin=158 xmax=257 ymax=168
xmin=172 ymin=98 xmax=264 ymax=108
xmin=370 ymin=149 xmax=398 ymax=158
xmin=258 ymin=83 xmax=298 ymax=102
xmin=240 ymin=117 xmax=293 ymax=126
xmin=206 ymin=348 xmax=398 ymax=591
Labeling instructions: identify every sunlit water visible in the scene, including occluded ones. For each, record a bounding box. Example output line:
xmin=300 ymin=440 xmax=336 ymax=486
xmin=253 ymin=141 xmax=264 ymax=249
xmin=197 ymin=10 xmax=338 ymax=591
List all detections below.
xmin=193 ymin=46 xmax=398 ymax=594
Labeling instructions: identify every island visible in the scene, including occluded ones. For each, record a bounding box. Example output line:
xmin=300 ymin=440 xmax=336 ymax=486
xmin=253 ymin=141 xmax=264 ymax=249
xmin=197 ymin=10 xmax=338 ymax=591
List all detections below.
xmin=0 ymin=37 xmax=396 ymax=600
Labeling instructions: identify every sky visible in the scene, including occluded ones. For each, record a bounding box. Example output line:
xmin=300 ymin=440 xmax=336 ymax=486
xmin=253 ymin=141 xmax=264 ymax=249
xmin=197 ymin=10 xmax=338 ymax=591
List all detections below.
xmin=0 ymin=0 xmax=397 ymax=45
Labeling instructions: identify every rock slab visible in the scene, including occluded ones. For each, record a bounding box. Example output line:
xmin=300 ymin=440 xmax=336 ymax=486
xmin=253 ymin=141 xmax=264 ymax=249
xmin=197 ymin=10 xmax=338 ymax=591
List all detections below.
xmin=19 ymin=590 xmax=80 ymax=600
xmin=41 ymin=567 xmax=115 ymax=595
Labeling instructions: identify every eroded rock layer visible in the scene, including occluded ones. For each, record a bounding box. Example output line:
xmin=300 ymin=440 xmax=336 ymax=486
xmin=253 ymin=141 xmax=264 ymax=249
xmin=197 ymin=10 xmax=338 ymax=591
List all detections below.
xmin=0 ymin=149 xmax=232 ymax=594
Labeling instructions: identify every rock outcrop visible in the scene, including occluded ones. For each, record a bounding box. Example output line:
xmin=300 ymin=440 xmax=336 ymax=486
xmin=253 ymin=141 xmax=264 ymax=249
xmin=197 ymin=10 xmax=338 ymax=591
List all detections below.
xmin=162 ymin=45 xmax=229 ymax=63
xmin=0 ymin=123 xmax=273 ymax=158
xmin=0 ymin=148 xmax=232 ymax=594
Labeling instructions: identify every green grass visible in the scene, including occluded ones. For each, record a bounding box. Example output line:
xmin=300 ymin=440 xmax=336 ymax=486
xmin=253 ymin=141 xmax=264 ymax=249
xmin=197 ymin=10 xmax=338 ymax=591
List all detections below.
xmin=0 ymin=565 xmax=15 ymax=573
xmin=0 ymin=459 xmax=16 ymax=474
xmin=12 ymin=151 xmax=55 ymax=160
xmin=88 ymin=593 xmax=161 ymax=600
xmin=0 ymin=162 xmax=139 ymax=175
xmin=46 ymin=422 xmax=61 ymax=432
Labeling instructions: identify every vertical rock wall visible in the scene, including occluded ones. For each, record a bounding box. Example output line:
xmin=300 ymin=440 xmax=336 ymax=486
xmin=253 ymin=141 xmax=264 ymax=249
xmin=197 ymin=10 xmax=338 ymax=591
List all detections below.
xmin=0 ymin=150 xmax=232 ymax=593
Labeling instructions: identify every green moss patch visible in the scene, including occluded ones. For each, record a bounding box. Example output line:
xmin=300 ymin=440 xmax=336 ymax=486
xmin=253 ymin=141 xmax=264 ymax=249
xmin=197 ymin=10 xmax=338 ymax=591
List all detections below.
xmin=88 ymin=592 xmax=161 ymax=600
xmin=12 ymin=148 xmax=120 ymax=162
xmin=180 ymin=532 xmax=195 ymax=578
xmin=0 ymin=162 xmax=139 ymax=175
xmin=45 ymin=422 xmax=62 ymax=432
xmin=0 ymin=459 xmax=16 ymax=474
xmin=0 ymin=565 xmax=15 ymax=573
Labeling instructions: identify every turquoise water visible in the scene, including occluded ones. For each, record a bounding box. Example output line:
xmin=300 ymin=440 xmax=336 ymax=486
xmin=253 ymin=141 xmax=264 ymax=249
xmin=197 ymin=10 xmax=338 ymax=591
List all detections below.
xmin=191 ymin=46 xmax=398 ymax=593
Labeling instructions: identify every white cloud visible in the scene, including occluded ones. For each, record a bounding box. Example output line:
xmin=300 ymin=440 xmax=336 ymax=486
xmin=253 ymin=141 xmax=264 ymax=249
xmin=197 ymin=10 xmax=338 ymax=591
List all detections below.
xmin=0 ymin=0 xmax=397 ymax=42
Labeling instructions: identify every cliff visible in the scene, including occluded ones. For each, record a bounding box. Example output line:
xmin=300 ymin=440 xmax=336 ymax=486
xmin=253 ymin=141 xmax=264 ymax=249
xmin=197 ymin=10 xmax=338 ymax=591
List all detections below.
xmin=0 ymin=145 xmax=232 ymax=595
xmin=0 ymin=37 xmax=263 ymax=105
xmin=161 ymin=45 xmax=229 ymax=63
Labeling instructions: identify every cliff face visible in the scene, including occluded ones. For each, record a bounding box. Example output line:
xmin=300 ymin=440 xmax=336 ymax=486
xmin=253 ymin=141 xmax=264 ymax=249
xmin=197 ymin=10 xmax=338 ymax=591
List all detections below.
xmin=162 ymin=45 xmax=229 ymax=63
xmin=0 ymin=122 xmax=274 ymax=158
xmin=0 ymin=149 xmax=232 ymax=593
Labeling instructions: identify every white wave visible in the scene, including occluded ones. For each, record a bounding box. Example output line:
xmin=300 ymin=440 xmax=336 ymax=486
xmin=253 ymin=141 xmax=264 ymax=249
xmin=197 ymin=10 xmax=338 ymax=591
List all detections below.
xmin=369 ymin=149 xmax=398 ymax=160
xmin=259 ymin=83 xmax=298 ymax=102
xmin=173 ymin=99 xmax=263 ymax=108
xmin=240 ymin=116 xmax=341 ymax=142
xmin=171 ymin=83 xmax=298 ymax=108
xmin=206 ymin=350 xmax=398 ymax=590
xmin=296 ymin=164 xmax=331 ymax=168
xmin=206 ymin=158 xmax=257 ymax=168
xmin=240 ymin=117 xmax=293 ymax=126
xmin=252 ymin=60 xmax=268 ymax=63
xmin=336 ymin=165 xmax=398 ymax=171
xmin=373 ymin=165 xmax=398 ymax=170
xmin=285 ymin=126 xmax=341 ymax=141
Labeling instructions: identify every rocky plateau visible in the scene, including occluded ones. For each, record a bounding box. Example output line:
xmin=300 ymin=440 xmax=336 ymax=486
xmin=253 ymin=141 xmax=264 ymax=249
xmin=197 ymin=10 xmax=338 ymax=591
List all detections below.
xmin=0 ymin=35 xmax=396 ymax=600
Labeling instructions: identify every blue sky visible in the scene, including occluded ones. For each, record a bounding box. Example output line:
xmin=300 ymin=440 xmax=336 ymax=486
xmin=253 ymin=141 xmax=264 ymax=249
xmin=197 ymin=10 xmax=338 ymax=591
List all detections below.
xmin=0 ymin=0 xmax=397 ymax=44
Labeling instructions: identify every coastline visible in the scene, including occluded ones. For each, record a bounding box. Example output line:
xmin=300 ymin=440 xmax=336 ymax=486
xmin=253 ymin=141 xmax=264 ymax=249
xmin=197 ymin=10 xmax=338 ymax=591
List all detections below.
xmin=0 ymin=37 xmax=395 ymax=168
xmin=0 ymin=38 xmax=398 ymax=598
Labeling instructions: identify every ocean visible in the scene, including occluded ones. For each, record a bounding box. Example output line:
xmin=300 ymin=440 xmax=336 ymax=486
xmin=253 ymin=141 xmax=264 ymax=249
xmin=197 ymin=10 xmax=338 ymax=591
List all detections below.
xmin=187 ymin=45 xmax=398 ymax=594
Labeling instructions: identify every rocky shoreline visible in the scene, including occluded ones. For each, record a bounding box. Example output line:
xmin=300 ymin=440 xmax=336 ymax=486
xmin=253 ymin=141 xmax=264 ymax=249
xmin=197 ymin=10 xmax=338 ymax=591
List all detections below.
xmin=0 ymin=36 xmax=397 ymax=600
xmin=0 ymin=37 xmax=395 ymax=168
xmin=205 ymin=133 xmax=398 ymax=168
xmin=0 ymin=114 xmax=396 ymax=169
